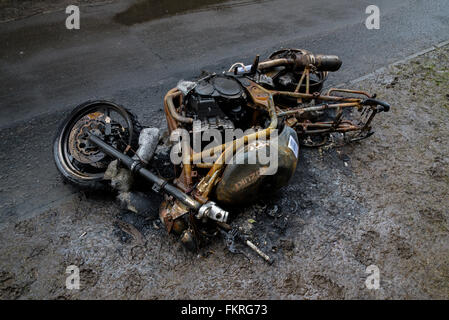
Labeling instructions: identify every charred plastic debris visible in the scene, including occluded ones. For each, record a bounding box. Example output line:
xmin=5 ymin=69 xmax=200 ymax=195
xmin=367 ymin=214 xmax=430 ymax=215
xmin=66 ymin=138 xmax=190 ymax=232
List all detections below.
xmin=53 ymin=49 xmax=390 ymax=262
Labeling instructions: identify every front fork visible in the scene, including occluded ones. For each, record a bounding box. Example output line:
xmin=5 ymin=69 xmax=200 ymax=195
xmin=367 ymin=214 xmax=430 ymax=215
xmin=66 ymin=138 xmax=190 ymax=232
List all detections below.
xmin=88 ymin=134 xmax=229 ymax=224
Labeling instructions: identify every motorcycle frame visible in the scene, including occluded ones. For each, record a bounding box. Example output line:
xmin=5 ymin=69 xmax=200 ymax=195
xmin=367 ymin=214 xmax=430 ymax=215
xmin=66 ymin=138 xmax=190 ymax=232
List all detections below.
xmin=164 ymin=77 xmax=380 ymax=203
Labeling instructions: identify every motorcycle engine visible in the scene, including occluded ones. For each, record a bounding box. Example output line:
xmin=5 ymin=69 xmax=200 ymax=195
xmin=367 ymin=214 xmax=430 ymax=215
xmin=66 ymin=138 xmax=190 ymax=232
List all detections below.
xmin=183 ymin=75 xmax=248 ymax=131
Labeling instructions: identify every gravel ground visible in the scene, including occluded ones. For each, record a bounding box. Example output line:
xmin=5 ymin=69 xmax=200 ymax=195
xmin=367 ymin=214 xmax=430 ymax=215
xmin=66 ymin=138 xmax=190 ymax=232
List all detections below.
xmin=0 ymin=46 xmax=448 ymax=300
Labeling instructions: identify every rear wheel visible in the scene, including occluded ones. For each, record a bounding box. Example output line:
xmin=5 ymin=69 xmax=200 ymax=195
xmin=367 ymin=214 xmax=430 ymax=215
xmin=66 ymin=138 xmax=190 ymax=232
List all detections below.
xmin=53 ymin=100 xmax=141 ymax=190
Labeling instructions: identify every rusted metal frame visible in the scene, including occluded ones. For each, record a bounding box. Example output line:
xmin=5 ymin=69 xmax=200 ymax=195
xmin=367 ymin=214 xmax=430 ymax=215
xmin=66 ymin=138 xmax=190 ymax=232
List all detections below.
xmin=196 ymin=137 xmax=244 ymax=198
xmin=197 ymin=129 xmax=272 ymax=198
xmin=165 ymin=89 xmax=195 ymax=186
xmin=190 ymin=81 xmax=278 ymax=163
xmin=197 ymin=121 xmax=275 ymax=198
xmin=248 ymin=82 xmax=278 ymax=129
xmin=360 ymin=108 xmax=378 ymax=132
xmin=167 ymin=84 xmax=370 ymax=186
xmin=164 ymin=90 xmax=180 ymax=133
xmin=276 ymin=102 xmax=360 ymax=117
xmin=302 ymin=128 xmax=358 ymax=134
xmin=306 ymin=67 xmax=310 ymax=94
xmin=273 ymin=87 xmax=378 ymax=135
xmin=272 ymin=90 xmax=362 ymax=103
xmin=191 ymin=84 xmax=364 ymax=163
xmin=190 ymin=127 xmax=273 ymax=167
xmin=164 ymin=90 xmax=213 ymax=174
xmin=300 ymin=120 xmax=354 ymax=127
xmin=168 ymin=80 xmax=373 ymax=196
xmin=298 ymin=122 xmax=361 ymax=134
xmin=298 ymin=104 xmax=377 ymax=135
xmin=294 ymin=67 xmax=308 ymax=93
xmin=332 ymin=106 xmax=344 ymax=129
xmin=195 ymin=162 xmax=214 ymax=168
xmin=165 ymin=89 xmax=194 ymax=124
xmin=326 ymin=88 xmax=372 ymax=98
xmin=258 ymin=58 xmax=293 ymax=70
xmin=182 ymin=141 xmax=193 ymax=187
xmin=193 ymin=82 xmax=367 ymax=171
xmin=195 ymin=82 xmax=278 ymax=199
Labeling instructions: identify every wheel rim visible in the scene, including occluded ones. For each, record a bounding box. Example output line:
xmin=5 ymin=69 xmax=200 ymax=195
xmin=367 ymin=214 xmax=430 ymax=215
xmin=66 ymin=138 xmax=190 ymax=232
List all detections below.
xmin=58 ymin=103 xmax=133 ymax=180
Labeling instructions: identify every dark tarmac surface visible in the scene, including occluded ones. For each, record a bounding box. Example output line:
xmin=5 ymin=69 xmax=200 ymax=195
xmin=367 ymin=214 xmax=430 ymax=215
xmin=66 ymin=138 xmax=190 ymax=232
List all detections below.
xmin=0 ymin=0 xmax=448 ymax=299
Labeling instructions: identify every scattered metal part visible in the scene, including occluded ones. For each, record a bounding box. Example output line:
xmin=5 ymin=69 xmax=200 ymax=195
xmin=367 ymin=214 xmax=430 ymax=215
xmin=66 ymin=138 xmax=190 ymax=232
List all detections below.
xmin=222 ymin=227 xmax=273 ymax=264
xmin=197 ymin=202 xmax=229 ymax=223
xmin=245 ymin=239 xmax=273 ymax=264
xmin=224 ymin=229 xmax=241 ymax=254
xmin=114 ymin=219 xmax=146 ymax=246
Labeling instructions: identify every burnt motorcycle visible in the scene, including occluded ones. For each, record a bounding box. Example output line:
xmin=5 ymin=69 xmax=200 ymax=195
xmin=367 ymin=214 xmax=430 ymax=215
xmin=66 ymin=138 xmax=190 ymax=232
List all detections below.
xmin=53 ymin=49 xmax=390 ymax=260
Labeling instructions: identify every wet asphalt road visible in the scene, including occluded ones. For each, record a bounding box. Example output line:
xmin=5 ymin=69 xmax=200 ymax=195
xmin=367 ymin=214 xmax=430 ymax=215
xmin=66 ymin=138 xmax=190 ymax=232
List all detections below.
xmin=0 ymin=0 xmax=448 ymax=223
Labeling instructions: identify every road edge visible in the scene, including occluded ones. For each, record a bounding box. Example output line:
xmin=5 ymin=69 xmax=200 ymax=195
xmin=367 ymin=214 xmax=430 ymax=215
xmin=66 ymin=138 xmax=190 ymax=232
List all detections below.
xmin=334 ymin=39 xmax=449 ymax=87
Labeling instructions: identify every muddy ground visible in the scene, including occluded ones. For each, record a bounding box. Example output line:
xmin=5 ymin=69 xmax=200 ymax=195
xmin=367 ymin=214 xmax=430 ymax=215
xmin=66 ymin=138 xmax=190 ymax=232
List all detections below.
xmin=0 ymin=46 xmax=448 ymax=300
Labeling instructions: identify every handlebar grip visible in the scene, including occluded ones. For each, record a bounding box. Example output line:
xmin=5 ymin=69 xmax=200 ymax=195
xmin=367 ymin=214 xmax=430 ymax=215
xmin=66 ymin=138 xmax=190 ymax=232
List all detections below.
xmin=362 ymin=98 xmax=391 ymax=112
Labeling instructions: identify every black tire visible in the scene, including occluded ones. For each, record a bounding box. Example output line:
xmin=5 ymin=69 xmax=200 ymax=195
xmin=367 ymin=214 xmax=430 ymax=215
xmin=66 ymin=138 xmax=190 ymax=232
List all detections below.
xmin=53 ymin=100 xmax=141 ymax=190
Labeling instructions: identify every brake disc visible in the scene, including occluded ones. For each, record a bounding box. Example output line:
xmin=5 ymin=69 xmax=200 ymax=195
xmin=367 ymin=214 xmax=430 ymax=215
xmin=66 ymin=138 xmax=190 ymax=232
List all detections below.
xmin=68 ymin=113 xmax=108 ymax=166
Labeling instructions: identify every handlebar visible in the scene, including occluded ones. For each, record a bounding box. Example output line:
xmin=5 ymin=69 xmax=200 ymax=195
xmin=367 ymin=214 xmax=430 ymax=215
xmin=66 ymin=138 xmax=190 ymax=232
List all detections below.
xmin=362 ymin=98 xmax=391 ymax=112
